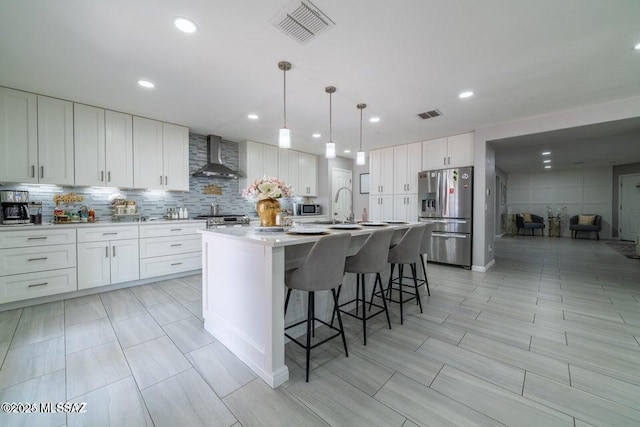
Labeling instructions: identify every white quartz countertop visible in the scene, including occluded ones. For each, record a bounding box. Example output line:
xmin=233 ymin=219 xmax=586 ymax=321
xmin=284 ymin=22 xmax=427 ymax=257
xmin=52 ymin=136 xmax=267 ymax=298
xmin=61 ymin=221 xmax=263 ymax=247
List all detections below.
xmin=0 ymin=219 xmax=206 ymax=232
xmin=199 ymin=222 xmax=421 ymax=248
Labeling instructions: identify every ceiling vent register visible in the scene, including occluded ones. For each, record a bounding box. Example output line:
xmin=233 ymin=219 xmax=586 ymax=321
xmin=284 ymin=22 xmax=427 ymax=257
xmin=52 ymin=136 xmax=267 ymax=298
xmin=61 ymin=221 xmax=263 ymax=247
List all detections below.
xmin=418 ymin=109 xmax=443 ymax=120
xmin=269 ymin=0 xmax=335 ymax=45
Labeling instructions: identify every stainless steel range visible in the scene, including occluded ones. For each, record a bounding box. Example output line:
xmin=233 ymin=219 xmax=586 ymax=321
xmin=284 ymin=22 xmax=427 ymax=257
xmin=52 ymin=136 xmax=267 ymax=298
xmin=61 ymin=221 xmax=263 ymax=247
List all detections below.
xmin=194 ymin=214 xmax=251 ymax=229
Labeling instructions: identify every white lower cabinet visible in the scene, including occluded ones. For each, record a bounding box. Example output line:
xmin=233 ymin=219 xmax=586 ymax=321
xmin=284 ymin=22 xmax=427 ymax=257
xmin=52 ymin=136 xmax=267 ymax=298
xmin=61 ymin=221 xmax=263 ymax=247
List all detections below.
xmin=369 ymin=195 xmax=394 ymax=222
xmin=77 ymin=239 xmax=139 ymax=290
xmin=393 ymin=194 xmax=419 ymax=222
xmin=0 ymin=268 xmax=77 ymax=304
xmin=139 ymin=222 xmax=205 ymax=280
xmin=77 ymin=225 xmax=139 ymax=290
xmin=0 ymin=228 xmax=78 ymax=304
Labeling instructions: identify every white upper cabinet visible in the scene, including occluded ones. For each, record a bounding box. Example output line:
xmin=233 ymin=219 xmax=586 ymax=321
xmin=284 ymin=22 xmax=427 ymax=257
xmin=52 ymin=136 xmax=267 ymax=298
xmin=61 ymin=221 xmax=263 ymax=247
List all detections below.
xmin=369 ymin=147 xmax=393 ymax=195
xmin=263 ymin=144 xmax=279 ymax=179
xmin=74 ymin=108 xmax=134 ymax=187
xmin=298 ymin=152 xmax=317 ymax=196
xmin=105 ymin=110 xmax=133 ymax=188
xmin=422 ymin=132 xmax=474 ymax=170
xmin=37 ymin=96 xmax=75 ymax=185
xmin=133 ymin=116 xmax=164 ymax=189
xmin=0 ymin=88 xmax=38 ymax=183
xmin=133 ymin=118 xmax=189 ymax=191
xmin=74 ymin=104 xmax=106 ymax=186
xmin=277 ymin=148 xmax=316 ymax=197
xmin=393 ymin=142 xmax=422 ymax=194
xmin=240 ymin=141 xmax=284 ymax=190
xmin=162 ymin=122 xmax=189 ymax=191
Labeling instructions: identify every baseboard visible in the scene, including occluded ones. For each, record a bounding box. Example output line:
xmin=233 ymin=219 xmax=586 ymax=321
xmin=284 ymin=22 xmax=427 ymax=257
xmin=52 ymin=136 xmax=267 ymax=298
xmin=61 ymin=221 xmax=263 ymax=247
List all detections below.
xmin=472 ymin=259 xmax=495 ymax=272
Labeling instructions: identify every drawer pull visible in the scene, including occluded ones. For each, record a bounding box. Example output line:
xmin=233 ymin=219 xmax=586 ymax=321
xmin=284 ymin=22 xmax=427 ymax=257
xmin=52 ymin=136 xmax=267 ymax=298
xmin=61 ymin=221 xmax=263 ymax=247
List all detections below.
xmin=106 ymin=246 xmax=109 ymax=258
xmin=27 ymin=236 xmax=48 ymax=240
xmin=171 ymin=262 xmax=183 ymax=266
xmin=103 ymin=232 xmax=118 ymax=235
xmin=170 ymin=244 xmax=182 ymax=247
xmin=28 ymin=257 xmax=48 ymax=261
xmin=170 ymin=229 xmax=182 ymax=232
xmin=112 ymin=246 xmax=116 ymax=257
xmin=28 ymin=282 xmax=48 ymax=288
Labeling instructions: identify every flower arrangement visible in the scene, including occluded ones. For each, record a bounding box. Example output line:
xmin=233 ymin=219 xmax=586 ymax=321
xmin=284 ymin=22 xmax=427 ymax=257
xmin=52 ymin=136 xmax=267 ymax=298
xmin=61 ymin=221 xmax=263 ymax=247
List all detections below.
xmin=546 ymin=205 xmax=567 ymax=220
xmin=242 ymin=176 xmax=294 ymax=200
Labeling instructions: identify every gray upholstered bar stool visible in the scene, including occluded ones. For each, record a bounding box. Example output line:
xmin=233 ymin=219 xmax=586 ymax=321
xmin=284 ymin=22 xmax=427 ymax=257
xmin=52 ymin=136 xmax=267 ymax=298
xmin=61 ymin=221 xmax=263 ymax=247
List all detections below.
xmin=284 ymin=233 xmax=351 ymax=382
xmin=379 ymin=224 xmax=426 ymax=324
xmin=334 ymin=228 xmax=395 ymax=345
xmin=417 ymin=223 xmax=435 ymax=296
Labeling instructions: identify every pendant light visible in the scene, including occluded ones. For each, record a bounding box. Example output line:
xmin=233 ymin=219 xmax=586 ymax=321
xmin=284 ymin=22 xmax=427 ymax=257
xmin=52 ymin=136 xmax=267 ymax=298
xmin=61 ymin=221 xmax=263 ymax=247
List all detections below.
xmin=325 ymin=86 xmax=336 ymax=159
xmin=356 ymin=103 xmax=366 ymax=165
xmin=278 ymin=61 xmax=292 ymax=149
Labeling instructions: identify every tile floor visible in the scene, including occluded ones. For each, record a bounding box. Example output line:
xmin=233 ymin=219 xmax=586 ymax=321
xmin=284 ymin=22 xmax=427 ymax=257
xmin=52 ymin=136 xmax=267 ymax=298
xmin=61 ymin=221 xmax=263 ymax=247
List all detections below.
xmin=1 ymin=236 xmax=639 ymax=426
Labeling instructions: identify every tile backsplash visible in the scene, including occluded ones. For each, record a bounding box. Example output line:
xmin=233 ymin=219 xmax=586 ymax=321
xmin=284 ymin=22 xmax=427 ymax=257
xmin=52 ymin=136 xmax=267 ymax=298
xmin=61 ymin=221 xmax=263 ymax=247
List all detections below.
xmin=0 ymin=133 xmax=261 ymax=222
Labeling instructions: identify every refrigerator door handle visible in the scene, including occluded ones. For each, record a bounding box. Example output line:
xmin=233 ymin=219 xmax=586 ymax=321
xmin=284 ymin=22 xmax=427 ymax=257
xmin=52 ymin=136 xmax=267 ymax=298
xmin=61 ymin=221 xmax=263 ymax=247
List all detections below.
xmin=432 ymin=232 xmax=467 ymax=239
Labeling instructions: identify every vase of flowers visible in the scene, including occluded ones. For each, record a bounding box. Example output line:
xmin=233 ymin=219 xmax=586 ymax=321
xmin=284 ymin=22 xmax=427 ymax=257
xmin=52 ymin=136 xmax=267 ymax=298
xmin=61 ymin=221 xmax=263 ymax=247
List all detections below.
xmin=242 ymin=177 xmax=294 ymax=226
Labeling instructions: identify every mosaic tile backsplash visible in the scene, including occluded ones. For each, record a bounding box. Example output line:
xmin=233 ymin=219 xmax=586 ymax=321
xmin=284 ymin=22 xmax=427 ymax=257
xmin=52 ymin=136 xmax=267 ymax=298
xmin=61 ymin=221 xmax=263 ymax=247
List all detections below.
xmin=0 ymin=133 xmax=269 ymax=222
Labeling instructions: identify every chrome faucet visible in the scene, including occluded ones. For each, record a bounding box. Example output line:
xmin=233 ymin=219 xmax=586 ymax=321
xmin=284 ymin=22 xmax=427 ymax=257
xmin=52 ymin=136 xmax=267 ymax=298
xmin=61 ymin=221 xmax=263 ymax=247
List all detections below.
xmin=334 ymin=186 xmax=354 ymax=223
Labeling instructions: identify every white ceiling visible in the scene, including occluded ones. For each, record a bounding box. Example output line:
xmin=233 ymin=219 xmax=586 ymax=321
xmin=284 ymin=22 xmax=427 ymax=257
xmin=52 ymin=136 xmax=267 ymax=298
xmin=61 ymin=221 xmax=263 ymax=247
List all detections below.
xmin=1 ymin=0 xmax=639 ymax=162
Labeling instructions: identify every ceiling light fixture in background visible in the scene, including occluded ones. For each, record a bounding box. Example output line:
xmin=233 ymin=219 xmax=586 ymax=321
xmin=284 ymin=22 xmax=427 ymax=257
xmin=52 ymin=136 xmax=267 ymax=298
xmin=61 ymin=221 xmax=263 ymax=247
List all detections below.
xmin=459 ymin=91 xmax=474 ymax=98
xmin=325 ymin=86 xmax=336 ymax=159
xmin=278 ymin=61 xmax=292 ymax=149
xmin=543 ymin=159 xmax=551 ymax=163
xmin=312 ymin=133 xmax=321 ymax=138
xmin=173 ymin=17 xmax=198 ymax=33
xmin=247 ymin=114 xmax=259 ymax=120
xmin=542 ymin=151 xmax=551 ymax=155
xmin=545 ymin=165 xmax=552 ymax=169
xmin=344 ymin=150 xmax=351 ymax=153
xmin=356 ymin=103 xmax=367 ymax=166
xmin=369 ymin=117 xmax=380 ymax=123
xmin=635 ymin=42 xmax=640 ymax=50
xmin=137 ymin=80 xmax=154 ymax=88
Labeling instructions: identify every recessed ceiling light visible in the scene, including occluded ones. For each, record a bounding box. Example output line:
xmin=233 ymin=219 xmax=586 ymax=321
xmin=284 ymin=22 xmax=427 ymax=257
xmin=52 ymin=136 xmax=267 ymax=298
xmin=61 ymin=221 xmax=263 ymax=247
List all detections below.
xmin=174 ymin=17 xmax=198 ymax=34
xmin=247 ymin=114 xmax=259 ymax=120
xmin=635 ymin=42 xmax=640 ymax=50
xmin=544 ymin=165 xmax=552 ymax=169
xmin=312 ymin=133 xmax=321 ymax=138
xmin=137 ymin=80 xmax=155 ymax=88
xmin=541 ymin=151 xmax=551 ymax=155
xmin=343 ymin=150 xmax=351 ymax=154
xmin=369 ymin=117 xmax=380 ymax=123
xmin=459 ymin=91 xmax=474 ymax=98
xmin=543 ymin=160 xmax=551 ymax=163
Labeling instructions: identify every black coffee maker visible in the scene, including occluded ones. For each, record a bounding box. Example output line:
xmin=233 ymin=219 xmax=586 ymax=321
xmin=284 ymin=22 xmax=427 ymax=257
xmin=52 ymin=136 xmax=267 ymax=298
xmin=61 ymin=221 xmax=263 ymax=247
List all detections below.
xmin=0 ymin=190 xmax=31 ymax=225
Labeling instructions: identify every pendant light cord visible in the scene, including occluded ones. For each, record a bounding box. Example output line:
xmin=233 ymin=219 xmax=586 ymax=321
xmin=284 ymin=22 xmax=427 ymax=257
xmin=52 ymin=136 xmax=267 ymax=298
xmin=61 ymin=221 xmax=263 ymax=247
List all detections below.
xmin=359 ymin=107 xmax=363 ymax=151
xmin=329 ymin=91 xmax=333 ymax=142
xmin=283 ymin=68 xmax=287 ymax=128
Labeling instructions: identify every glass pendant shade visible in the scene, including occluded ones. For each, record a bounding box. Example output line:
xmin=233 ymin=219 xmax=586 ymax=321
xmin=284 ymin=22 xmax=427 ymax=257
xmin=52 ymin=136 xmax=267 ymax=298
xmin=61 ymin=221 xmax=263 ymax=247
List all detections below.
xmin=356 ymin=150 xmax=366 ymax=165
xmin=279 ymin=127 xmax=291 ymax=149
xmin=325 ymin=141 xmax=336 ymax=159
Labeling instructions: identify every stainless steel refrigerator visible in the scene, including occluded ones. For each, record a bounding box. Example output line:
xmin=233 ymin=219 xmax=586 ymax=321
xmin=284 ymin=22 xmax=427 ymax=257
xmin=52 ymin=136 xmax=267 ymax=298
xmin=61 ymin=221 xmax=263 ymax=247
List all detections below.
xmin=418 ymin=166 xmax=473 ymax=268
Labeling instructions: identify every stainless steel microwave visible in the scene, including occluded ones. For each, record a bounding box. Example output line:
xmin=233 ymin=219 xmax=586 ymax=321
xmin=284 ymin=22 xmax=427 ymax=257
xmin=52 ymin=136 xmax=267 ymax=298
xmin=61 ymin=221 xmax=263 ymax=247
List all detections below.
xmin=296 ymin=204 xmax=321 ymax=215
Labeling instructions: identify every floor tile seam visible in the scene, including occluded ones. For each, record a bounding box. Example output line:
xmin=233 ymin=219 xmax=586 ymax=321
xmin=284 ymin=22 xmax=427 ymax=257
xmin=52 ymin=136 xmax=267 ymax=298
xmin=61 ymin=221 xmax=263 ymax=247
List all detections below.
xmin=131 ymin=357 xmax=192 ymax=393
xmin=563 ymin=339 xmax=640 ymax=366
xmin=287 ymin=366 xmax=408 ymax=427
xmin=219 ymin=378 xmax=265 ymax=426
xmin=64 ymin=336 xmax=119 ymax=356
xmin=7 ymin=317 xmax=66 ymax=351
xmin=567 ymin=362 xmax=640 ymax=409
xmin=105 ymin=309 xmax=151 ymax=326
xmin=523 ymin=370 xmax=640 ymax=424
xmin=0 ymin=367 xmax=65 ymax=393
xmin=63 ymin=313 xmax=109 ymax=329
xmin=160 ymin=323 xmax=212 ymax=356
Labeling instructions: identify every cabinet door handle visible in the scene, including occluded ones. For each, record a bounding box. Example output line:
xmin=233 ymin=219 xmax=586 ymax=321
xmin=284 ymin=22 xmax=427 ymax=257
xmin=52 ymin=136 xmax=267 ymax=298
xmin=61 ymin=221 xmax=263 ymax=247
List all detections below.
xmin=407 ymin=184 xmax=410 ymax=192
xmin=40 ymin=166 xmax=44 ymax=178
xmin=448 ymin=156 xmax=451 ymax=165
xmin=108 ymin=171 xmax=111 ymax=182
xmin=170 ymin=244 xmax=182 ymax=247
xmin=28 ymin=257 xmax=48 ymax=261
xmin=165 ymin=176 xmax=168 ymax=185
xmin=31 ymin=165 xmax=35 ymax=178
xmin=171 ymin=262 xmax=182 ymax=266
xmin=105 ymin=246 xmax=109 ymax=258
xmin=101 ymin=171 xmax=105 ymax=182
xmin=160 ymin=175 xmax=163 ymax=185
xmin=27 ymin=236 xmax=47 ymax=240
xmin=112 ymin=246 xmax=116 ymax=257
xmin=170 ymin=228 xmax=182 ymax=232
xmin=103 ymin=232 xmax=118 ymax=235
xmin=28 ymin=282 xmax=48 ymax=288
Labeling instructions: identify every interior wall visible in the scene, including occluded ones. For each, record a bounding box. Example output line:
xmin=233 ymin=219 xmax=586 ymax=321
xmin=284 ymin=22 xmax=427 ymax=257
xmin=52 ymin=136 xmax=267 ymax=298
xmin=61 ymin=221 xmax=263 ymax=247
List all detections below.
xmin=352 ymin=159 xmax=369 ymax=221
xmin=507 ymin=166 xmax=613 ymax=238
xmin=612 ymin=162 xmax=640 ymax=237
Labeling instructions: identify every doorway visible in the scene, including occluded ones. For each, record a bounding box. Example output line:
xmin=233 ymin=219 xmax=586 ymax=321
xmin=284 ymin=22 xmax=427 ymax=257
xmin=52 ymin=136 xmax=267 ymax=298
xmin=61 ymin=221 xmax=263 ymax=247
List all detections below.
xmin=619 ymin=173 xmax=640 ymax=242
xmin=331 ymin=168 xmax=352 ymax=221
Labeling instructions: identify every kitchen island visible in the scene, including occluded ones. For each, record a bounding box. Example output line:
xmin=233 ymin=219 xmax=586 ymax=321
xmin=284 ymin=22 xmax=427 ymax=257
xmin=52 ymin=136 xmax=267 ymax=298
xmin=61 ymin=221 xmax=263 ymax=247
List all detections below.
xmin=199 ymin=223 xmax=420 ymax=388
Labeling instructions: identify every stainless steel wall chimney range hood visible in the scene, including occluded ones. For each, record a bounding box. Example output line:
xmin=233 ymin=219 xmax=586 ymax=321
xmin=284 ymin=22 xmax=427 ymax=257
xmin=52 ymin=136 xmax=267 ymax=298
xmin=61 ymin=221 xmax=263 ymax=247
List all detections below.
xmin=193 ymin=135 xmax=241 ymax=179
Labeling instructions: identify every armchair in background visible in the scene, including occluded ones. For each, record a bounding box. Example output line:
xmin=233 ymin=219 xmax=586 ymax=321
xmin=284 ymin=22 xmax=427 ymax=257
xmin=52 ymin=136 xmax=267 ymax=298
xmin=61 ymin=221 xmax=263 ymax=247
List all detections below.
xmin=569 ymin=215 xmax=602 ymax=240
xmin=516 ymin=213 xmax=545 ymax=236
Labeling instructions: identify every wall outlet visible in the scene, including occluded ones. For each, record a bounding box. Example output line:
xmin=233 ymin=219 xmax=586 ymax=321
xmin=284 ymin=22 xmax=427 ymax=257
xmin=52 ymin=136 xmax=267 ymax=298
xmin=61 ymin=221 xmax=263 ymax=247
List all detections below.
xmin=294 ymin=292 xmax=302 ymax=304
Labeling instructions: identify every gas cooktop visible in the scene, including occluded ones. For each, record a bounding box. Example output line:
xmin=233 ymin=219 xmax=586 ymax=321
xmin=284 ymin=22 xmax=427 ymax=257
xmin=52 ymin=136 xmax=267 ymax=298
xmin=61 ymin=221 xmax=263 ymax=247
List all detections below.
xmin=194 ymin=214 xmax=250 ymax=227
